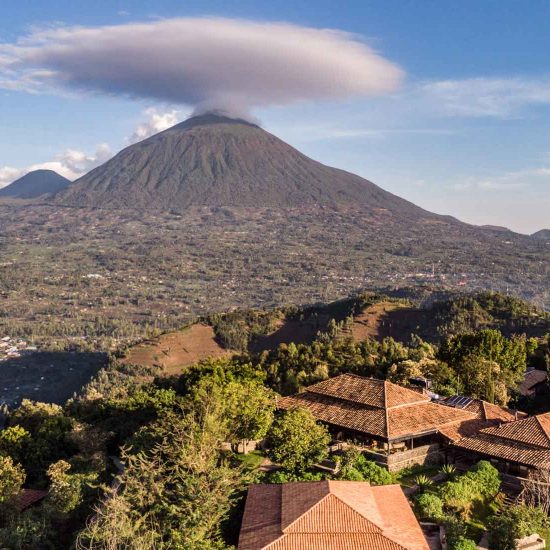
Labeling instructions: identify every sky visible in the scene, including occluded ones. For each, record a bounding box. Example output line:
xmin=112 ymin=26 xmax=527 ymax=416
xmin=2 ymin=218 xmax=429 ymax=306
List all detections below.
xmin=1 ymin=1 xmax=549 ymax=234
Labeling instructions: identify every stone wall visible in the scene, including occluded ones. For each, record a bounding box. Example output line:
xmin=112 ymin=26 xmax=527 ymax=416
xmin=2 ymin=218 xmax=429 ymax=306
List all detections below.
xmin=386 ymin=444 xmax=443 ymax=472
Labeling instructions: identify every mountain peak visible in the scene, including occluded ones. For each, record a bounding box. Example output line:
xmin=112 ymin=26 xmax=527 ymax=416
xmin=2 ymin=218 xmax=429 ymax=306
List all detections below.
xmin=172 ymin=112 xmax=260 ymax=131
xmin=0 ymin=169 xmax=71 ymax=199
xmin=53 ymin=117 xmax=432 ymax=218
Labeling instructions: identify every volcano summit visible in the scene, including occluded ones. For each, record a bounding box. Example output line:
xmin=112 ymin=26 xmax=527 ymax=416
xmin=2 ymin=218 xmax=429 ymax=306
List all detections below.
xmin=55 ymin=113 xmax=432 ymax=219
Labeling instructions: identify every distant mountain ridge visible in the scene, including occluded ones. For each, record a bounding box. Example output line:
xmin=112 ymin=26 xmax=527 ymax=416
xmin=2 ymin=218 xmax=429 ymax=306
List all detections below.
xmin=0 ymin=169 xmax=71 ymax=199
xmin=54 ymin=113 xmax=439 ymax=220
xmin=532 ymin=229 xmax=550 ymax=240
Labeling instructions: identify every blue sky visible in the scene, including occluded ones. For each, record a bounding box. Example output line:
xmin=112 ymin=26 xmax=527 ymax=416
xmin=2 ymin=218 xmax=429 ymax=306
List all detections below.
xmin=1 ymin=0 xmax=549 ymax=233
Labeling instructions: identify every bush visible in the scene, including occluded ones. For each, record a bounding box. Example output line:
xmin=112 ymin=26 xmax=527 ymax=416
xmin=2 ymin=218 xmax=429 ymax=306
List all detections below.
xmin=415 ymin=493 xmax=444 ymax=520
xmin=338 ymin=451 xmax=394 ymax=485
xmin=439 ymin=461 xmax=500 ymax=520
xmin=450 ymin=537 xmax=477 ymax=550
xmin=488 ymin=505 xmax=548 ymax=550
xmin=466 ymin=460 xmax=500 ymax=498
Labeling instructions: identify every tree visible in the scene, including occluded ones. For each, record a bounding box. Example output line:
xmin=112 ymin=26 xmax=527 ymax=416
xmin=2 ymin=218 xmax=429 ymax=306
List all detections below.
xmin=0 ymin=425 xmax=31 ymax=464
xmin=522 ymin=468 xmax=550 ymax=514
xmin=223 ymin=380 xmax=276 ymax=452
xmin=266 ymin=408 xmax=330 ymax=474
xmin=0 ymin=456 xmax=25 ymax=505
xmin=439 ymin=329 xmax=527 ymax=404
xmin=414 ymin=493 xmax=444 ymax=520
xmin=76 ymin=406 xmax=245 ymax=549
xmin=488 ymin=505 xmax=548 ymax=550
xmin=46 ymin=460 xmax=95 ymax=515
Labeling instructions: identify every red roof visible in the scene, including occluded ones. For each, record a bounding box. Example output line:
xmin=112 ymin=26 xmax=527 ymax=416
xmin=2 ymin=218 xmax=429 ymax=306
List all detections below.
xmin=11 ymin=489 xmax=48 ymax=512
xmin=278 ymin=374 xmax=475 ymax=441
xmin=238 ymin=481 xmax=429 ymax=550
xmin=451 ymin=412 xmax=550 ymax=469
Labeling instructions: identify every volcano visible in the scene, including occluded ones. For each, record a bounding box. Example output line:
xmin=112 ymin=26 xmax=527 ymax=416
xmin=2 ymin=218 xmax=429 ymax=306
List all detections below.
xmin=54 ymin=113 xmax=436 ymax=219
xmin=1 ymin=169 xmax=71 ymax=199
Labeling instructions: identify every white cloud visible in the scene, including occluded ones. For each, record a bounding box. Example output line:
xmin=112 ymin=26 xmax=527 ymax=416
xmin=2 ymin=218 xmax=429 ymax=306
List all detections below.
xmin=420 ymin=77 xmax=550 ymax=118
xmin=0 ymin=144 xmax=112 ymax=188
xmin=129 ymin=107 xmax=188 ymax=143
xmin=0 ymin=17 xmax=404 ymax=116
xmin=0 ymin=106 xmax=186 ymax=189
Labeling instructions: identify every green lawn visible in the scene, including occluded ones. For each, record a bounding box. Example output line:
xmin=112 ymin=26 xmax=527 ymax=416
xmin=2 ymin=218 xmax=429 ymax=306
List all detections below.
xmin=234 ymin=450 xmax=265 ymax=470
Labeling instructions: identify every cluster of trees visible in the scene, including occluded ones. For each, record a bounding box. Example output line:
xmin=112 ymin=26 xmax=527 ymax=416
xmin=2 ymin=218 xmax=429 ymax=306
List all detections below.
xmin=414 ymin=461 xmax=501 ymax=549
xmin=194 ymin=327 xmax=539 ymax=406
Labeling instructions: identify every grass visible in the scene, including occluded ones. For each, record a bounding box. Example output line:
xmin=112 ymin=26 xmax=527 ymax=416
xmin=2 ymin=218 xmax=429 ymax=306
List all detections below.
xmin=234 ymin=450 xmax=265 ymax=470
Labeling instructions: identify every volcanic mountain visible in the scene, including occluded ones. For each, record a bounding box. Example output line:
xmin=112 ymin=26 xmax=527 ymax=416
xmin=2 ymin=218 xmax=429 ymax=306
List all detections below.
xmin=0 ymin=169 xmax=71 ymax=199
xmin=55 ymin=114 xmax=436 ymax=219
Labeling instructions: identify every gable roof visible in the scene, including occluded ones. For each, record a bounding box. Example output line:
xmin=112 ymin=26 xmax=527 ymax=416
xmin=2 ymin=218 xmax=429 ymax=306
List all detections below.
xmin=10 ymin=489 xmax=48 ymax=512
xmin=306 ymin=374 xmax=429 ymax=409
xmin=451 ymin=412 xmax=550 ymax=469
xmin=238 ymin=481 xmax=429 ymax=550
xmin=278 ymin=375 xmax=476 ymax=441
xmin=438 ymin=398 xmax=524 ymax=442
xmin=519 ymin=369 xmax=548 ymax=395
xmin=480 ymin=413 xmax=550 ymax=448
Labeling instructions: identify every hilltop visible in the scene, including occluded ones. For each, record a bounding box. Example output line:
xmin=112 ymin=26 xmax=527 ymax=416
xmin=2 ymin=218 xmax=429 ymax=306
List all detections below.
xmin=0 ymin=169 xmax=71 ymax=199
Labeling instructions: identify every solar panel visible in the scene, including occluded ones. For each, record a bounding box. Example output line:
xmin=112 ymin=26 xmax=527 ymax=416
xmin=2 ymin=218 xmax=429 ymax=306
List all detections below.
xmin=445 ymin=395 xmax=473 ymax=409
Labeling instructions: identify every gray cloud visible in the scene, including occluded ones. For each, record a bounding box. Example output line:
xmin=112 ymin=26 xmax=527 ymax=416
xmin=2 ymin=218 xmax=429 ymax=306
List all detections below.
xmin=0 ymin=18 xmax=403 ymax=115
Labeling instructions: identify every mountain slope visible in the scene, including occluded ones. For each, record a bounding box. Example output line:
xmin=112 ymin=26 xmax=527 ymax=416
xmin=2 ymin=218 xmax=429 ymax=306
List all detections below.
xmin=532 ymin=229 xmax=550 ymax=240
xmin=54 ymin=114 xmax=436 ymax=219
xmin=0 ymin=169 xmax=71 ymax=199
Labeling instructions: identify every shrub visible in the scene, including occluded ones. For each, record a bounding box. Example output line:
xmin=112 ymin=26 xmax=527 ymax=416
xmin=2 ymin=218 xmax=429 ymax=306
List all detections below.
xmin=440 ymin=463 xmax=457 ymax=480
xmin=466 ymin=460 xmax=500 ymax=498
xmin=488 ymin=505 xmax=548 ymax=550
xmin=450 ymin=537 xmax=477 ymax=550
xmin=414 ymin=474 xmax=434 ymax=491
xmin=415 ymin=493 xmax=444 ymax=520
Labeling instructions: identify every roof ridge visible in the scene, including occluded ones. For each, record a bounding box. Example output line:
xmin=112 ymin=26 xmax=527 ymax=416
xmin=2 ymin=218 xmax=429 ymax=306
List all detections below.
xmin=281 ymin=482 xmax=331 ymax=533
xmin=283 ymin=484 xmax=385 ymax=535
xmin=481 ymin=400 xmax=489 ymax=421
xmin=535 ymin=415 xmax=550 ymax=445
xmin=383 ymin=381 xmax=390 ymax=438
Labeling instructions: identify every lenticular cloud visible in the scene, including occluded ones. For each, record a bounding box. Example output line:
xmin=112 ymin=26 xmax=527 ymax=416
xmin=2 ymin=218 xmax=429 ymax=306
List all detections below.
xmin=0 ymin=17 xmax=403 ymax=112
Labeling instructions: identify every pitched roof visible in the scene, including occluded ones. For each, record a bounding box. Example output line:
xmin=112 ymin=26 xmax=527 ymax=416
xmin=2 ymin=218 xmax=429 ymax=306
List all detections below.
xmin=519 ymin=369 xmax=548 ymax=395
xmin=306 ymin=374 xmax=429 ymax=409
xmin=452 ymin=433 xmax=550 ymax=469
xmin=438 ymin=398 xmax=524 ymax=442
xmin=480 ymin=413 xmax=550 ymax=448
xmin=238 ymin=481 xmax=429 ymax=550
xmin=10 ymin=489 xmax=48 ymax=512
xmin=278 ymin=375 xmax=476 ymax=441
xmin=451 ymin=412 xmax=550 ymax=469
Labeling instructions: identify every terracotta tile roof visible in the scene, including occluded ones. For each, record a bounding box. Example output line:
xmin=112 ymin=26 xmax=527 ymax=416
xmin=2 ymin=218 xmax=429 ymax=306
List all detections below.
xmin=480 ymin=413 xmax=550 ymax=448
xmin=278 ymin=392 xmax=388 ymax=437
xmin=238 ymin=481 xmax=429 ymax=550
xmin=451 ymin=412 xmax=550 ymax=469
xmin=11 ymin=489 xmax=48 ymax=512
xmin=278 ymin=375 xmax=476 ymax=441
xmin=452 ymin=433 xmax=550 ymax=469
xmin=306 ymin=374 xmax=429 ymax=409
xmin=438 ymin=398 xmax=524 ymax=442
xmin=388 ymin=402 xmax=475 ymax=440
xmin=519 ymin=369 xmax=548 ymax=396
